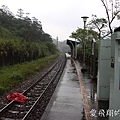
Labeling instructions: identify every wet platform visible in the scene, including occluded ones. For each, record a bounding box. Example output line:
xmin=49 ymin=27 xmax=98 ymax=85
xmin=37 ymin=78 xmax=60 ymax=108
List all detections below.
xmin=41 ymin=59 xmax=85 ymax=120
xmin=41 ymin=58 xmax=108 ymax=120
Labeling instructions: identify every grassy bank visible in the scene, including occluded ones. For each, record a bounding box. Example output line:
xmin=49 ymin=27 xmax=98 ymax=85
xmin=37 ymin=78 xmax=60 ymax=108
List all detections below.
xmin=0 ymin=54 xmax=59 ymax=94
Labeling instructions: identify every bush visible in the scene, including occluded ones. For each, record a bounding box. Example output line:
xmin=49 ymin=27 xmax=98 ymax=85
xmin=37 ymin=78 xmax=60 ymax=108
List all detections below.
xmin=0 ymin=39 xmax=58 ymax=67
xmin=10 ymin=72 xmax=24 ymax=82
xmin=0 ymin=54 xmax=59 ymax=94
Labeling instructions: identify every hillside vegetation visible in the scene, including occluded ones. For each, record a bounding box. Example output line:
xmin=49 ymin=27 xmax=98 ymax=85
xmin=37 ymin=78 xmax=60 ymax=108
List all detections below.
xmin=0 ymin=5 xmax=58 ymax=67
xmin=0 ymin=54 xmax=58 ymax=94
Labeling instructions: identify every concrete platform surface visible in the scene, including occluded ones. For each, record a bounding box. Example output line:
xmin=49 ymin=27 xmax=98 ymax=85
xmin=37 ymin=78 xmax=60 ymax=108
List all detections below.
xmin=41 ymin=59 xmax=85 ymax=120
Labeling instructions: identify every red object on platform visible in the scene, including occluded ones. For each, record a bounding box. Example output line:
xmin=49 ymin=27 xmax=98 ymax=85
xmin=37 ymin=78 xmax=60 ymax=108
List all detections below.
xmin=7 ymin=92 xmax=28 ymax=103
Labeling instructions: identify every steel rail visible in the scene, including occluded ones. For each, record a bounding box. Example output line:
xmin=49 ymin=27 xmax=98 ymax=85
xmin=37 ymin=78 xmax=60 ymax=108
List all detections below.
xmin=22 ymin=61 xmax=63 ymax=120
xmin=0 ymin=57 xmax=60 ymax=116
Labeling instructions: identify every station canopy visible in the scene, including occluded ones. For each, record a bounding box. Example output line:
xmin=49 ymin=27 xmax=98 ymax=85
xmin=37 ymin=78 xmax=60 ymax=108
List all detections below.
xmin=66 ymin=38 xmax=80 ymax=47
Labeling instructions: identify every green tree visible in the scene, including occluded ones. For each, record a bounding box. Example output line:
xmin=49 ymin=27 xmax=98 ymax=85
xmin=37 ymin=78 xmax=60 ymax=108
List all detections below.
xmin=70 ymin=28 xmax=98 ymax=54
xmin=70 ymin=28 xmax=98 ymax=42
xmin=101 ymin=0 xmax=120 ymax=34
xmin=88 ymin=15 xmax=108 ymax=39
xmin=88 ymin=1 xmax=120 ymax=39
xmin=0 ymin=5 xmax=58 ymax=67
xmin=16 ymin=8 xmax=24 ymax=19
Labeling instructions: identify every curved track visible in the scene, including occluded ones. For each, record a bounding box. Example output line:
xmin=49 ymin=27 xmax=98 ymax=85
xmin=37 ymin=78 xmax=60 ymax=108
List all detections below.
xmin=0 ymin=55 xmax=66 ymax=120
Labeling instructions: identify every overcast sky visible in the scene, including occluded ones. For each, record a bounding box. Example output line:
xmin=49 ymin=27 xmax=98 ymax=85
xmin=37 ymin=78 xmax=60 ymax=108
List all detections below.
xmin=0 ymin=0 xmax=119 ymax=41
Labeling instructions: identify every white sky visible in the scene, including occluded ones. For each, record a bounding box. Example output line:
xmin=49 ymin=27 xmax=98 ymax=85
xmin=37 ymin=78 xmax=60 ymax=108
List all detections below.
xmin=0 ymin=0 xmax=120 ymax=41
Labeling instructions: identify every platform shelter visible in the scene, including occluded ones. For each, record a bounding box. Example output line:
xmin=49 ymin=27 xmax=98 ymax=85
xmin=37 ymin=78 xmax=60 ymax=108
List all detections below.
xmin=66 ymin=39 xmax=80 ymax=59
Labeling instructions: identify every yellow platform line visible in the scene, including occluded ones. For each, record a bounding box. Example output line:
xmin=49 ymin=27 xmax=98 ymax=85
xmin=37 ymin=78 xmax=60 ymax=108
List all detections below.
xmin=72 ymin=59 xmax=93 ymax=120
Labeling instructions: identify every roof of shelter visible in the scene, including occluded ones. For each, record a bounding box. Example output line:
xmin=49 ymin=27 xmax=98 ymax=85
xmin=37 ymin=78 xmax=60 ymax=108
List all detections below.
xmin=66 ymin=38 xmax=80 ymax=45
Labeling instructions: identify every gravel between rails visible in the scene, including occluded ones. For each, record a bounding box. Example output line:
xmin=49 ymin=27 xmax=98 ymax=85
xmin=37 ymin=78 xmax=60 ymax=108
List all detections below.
xmin=0 ymin=58 xmax=58 ymax=110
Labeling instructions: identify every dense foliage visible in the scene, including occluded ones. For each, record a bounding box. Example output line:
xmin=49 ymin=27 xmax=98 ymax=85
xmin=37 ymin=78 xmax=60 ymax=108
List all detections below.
xmin=0 ymin=6 xmax=52 ymax=42
xmin=70 ymin=28 xmax=99 ymax=55
xmin=0 ymin=55 xmax=58 ymax=94
xmin=0 ymin=5 xmax=58 ymax=66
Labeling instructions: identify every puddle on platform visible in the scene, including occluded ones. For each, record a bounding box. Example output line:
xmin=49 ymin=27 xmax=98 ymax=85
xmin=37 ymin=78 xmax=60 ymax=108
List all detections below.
xmin=64 ymin=60 xmax=79 ymax=83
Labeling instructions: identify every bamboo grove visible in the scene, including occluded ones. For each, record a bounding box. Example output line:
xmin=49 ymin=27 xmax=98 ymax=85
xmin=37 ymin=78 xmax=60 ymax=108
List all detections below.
xmin=0 ymin=5 xmax=58 ymax=66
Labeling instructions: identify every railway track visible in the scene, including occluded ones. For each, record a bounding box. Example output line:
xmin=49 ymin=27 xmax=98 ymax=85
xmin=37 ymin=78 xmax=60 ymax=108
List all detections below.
xmin=0 ymin=55 xmax=66 ymax=120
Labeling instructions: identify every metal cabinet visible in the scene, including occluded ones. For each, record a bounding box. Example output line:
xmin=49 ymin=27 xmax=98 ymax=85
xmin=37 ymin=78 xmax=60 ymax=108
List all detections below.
xmin=109 ymin=32 xmax=120 ymax=120
xmin=97 ymin=38 xmax=111 ymax=100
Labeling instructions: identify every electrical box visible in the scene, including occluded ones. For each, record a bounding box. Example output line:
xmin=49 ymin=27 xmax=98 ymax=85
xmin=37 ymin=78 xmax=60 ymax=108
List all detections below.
xmin=109 ymin=31 xmax=120 ymax=120
xmin=97 ymin=38 xmax=111 ymax=100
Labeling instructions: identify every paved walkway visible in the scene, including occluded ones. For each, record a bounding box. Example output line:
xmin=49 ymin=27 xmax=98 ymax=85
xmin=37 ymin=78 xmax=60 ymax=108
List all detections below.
xmin=41 ymin=59 xmax=85 ymax=120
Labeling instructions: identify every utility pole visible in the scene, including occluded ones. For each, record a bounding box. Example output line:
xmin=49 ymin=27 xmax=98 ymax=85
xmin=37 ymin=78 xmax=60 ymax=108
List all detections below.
xmin=56 ymin=36 xmax=58 ymax=49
